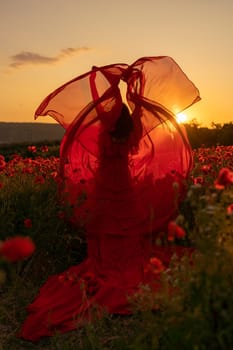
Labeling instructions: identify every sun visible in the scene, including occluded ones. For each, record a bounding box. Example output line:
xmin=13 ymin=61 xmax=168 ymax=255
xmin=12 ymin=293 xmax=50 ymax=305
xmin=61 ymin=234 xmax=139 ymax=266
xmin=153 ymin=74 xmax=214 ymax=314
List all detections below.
xmin=176 ymin=112 xmax=188 ymax=124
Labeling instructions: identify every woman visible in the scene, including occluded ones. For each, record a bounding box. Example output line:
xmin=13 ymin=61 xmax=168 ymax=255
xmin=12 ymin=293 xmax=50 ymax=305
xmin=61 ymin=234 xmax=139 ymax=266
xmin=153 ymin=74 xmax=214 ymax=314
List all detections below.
xmin=20 ymin=56 xmax=200 ymax=341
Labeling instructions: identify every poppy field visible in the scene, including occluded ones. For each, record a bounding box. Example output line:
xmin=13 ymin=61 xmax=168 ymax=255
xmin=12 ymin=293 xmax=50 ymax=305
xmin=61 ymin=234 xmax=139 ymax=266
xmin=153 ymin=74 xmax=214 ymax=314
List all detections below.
xmin=0 ymin=143 xmax=233 ymax=350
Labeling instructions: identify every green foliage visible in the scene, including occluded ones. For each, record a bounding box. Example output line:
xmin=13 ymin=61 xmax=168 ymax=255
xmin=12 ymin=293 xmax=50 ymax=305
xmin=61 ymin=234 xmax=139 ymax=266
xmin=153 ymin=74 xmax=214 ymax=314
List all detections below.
xmin=185 ymin=122 xmax=233 ymax=148
xmin=113 ymin=184 xmax=233 ymax=350
xmin=0 ymin=142 xmax=233 ymax=349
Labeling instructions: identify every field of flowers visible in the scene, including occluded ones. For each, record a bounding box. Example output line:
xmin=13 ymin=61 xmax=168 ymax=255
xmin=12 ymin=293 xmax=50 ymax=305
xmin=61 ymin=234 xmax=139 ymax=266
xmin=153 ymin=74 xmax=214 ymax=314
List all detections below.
xmin=0 ymin=143 xmax=233 ymax=350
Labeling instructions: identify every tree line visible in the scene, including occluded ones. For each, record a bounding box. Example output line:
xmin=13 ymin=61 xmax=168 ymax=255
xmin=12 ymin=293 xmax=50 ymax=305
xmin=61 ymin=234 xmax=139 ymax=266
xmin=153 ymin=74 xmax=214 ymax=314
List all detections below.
xmin=184 ymin=121 xmax=233 ymax=148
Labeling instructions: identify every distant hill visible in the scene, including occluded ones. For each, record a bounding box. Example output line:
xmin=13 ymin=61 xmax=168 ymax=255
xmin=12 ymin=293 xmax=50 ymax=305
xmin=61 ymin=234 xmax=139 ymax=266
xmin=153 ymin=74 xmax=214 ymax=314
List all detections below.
xmin=0 ymin=122 xmax=65 ymax=145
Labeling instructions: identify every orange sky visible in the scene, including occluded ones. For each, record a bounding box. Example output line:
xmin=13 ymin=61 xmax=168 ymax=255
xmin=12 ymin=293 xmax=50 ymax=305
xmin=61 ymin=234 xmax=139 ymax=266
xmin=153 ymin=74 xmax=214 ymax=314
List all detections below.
xmin=1 ymin=0 xmax=233 ymax=127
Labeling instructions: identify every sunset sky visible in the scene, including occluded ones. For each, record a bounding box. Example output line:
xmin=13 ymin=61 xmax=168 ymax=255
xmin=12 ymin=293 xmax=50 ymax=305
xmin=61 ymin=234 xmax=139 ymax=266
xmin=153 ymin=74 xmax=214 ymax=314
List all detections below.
xmin=1 ymin=0 xmax=233 ymax=127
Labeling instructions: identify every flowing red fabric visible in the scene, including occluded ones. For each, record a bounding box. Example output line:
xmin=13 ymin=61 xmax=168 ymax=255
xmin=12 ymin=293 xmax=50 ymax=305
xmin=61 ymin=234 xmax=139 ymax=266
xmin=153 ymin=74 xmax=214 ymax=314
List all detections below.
xmin=20 ymin=56 xmax=200 ymax=341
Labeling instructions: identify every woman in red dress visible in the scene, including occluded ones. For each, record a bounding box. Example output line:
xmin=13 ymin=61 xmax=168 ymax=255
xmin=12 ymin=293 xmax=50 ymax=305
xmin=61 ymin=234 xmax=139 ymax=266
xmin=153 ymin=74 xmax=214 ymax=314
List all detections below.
xmin=20 ymin=56 xmax=200 ymax=341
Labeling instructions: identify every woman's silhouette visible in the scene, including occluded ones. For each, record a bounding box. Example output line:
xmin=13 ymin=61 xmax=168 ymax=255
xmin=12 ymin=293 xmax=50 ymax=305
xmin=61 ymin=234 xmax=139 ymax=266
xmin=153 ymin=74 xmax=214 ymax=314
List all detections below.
xmin=20 ymin=56 xmax=200 ymax=341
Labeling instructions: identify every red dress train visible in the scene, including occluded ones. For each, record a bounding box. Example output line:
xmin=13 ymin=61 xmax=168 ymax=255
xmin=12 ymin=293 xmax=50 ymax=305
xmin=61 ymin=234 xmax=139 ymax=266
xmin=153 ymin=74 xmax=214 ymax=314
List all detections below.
xmin=20 ymin=56 xmax=200 ymax=341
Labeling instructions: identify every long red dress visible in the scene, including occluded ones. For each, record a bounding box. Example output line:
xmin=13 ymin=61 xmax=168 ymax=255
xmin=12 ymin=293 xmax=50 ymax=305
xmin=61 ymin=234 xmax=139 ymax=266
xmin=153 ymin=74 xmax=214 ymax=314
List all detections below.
xmin=20 ymin=56 xmax=200 ymax=341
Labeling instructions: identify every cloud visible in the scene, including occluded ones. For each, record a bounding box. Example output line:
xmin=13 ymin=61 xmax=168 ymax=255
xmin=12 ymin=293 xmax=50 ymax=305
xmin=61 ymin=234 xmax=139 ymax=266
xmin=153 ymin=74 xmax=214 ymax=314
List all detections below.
xmin=9 ymin=46 xmax=92 ymax=69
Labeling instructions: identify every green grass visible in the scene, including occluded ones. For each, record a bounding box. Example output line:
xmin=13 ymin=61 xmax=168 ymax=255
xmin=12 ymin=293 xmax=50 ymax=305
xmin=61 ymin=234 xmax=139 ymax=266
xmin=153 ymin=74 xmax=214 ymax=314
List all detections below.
xmin=0 ymin=143 xmax=233 ymax=349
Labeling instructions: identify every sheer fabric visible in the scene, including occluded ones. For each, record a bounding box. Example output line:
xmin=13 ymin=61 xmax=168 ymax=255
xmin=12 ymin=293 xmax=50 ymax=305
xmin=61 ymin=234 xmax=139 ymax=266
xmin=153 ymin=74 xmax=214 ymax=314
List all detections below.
xmin=20 ymin=56 xmax=200 ymax=341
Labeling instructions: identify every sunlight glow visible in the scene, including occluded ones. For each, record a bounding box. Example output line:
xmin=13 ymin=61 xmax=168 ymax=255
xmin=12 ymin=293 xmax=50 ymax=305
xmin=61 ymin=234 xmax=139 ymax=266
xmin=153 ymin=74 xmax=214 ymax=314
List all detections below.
xmin=176 ymin=112 xmax=188 ymax=124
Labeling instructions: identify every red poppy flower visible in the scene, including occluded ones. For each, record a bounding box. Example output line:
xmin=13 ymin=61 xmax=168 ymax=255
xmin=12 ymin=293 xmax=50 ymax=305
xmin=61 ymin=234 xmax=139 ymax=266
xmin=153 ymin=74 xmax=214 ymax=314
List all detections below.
xmin=50 ymin=171 xmax=62 ymax=184
xmin=227 ymin=204 xmax=233 ymax=216
xmin=167 ymin=221 xmax=186 ymax=241
xmin=149 ymin=257 xmax=165 ymax=274
xmin=215 ymin=168 xmax=233 ymax=189
xmin=0 ymin=158 xmax=6 ymax=172
xmin=41 ymin=145 xmax=49 ymax=152
xmin=27 ymin=145 xmax=37 ymax=153
xmin=193 ymin=176 xmax=204 ymax=185
xmin=24 ymin=218 xmax=32 ymax=228
xmin=201 ymin=164 xmax=212 ymax=174
xmin=0 ymin=236 xmax=35 ymax=262
xmin=22 ymin=167 xmax=33 ymax=174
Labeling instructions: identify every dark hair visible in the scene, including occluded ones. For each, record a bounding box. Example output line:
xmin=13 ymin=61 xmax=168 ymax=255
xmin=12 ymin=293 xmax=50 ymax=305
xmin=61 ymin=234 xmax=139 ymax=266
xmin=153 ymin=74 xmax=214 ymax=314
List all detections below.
xmin=110 ymin=104 xmax=133 ymax=140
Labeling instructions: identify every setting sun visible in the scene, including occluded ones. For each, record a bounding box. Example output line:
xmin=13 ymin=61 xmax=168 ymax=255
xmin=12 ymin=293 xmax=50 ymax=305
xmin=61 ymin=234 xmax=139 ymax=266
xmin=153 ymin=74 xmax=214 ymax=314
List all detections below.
xmin=176 ymin=112 xmax=188 ymax=124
